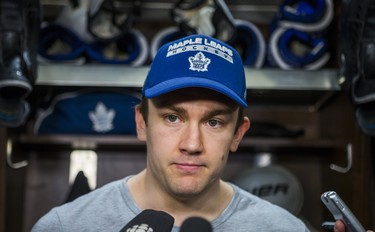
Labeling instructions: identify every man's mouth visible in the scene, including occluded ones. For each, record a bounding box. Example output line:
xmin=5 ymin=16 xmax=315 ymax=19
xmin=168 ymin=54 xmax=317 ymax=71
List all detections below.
xmin=174 ymin=163 xmax=204 ymax=173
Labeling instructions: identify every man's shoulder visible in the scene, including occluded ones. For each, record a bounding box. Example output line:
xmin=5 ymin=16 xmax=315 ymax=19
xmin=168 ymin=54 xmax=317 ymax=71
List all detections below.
xmin=59 ymin=177 xmax=127 ymax=212
xmin=32 ymin=177 xmax=133 ymax=232
xmin=217 ymin=184 xmax=308 ymax=231
xmin=232 ymin=184 xmax=299 ymax=217
xmin=43 ymin=180 xmax=124 ymax=219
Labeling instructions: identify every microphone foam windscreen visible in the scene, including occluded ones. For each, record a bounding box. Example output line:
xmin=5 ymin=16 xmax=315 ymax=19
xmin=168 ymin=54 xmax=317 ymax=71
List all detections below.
xmin=120 ymin=209 xmax=174 ymax=232
xmin=180 ymin=217 xmax=213 ymax=232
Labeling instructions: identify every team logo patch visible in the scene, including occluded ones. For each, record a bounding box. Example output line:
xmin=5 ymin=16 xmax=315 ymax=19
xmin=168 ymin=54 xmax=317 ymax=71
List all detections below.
xmin=188 ymin=52 xmax=211 ymax=72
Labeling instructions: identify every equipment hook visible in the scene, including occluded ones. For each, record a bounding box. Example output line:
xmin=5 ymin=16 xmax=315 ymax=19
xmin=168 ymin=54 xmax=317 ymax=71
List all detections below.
xmin=329 ymin=143 xmax=352 ymax=173
xmin=6 ymin=139 xmax=28 ymax=169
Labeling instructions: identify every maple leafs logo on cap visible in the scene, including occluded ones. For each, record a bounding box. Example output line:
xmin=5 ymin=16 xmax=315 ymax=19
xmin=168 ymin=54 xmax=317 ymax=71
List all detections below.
xmin=188 ymin=52 xmax=211 ymax=72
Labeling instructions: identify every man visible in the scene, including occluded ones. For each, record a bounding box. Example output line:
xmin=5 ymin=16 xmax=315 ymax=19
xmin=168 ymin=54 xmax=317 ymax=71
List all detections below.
xmin=33 ymin=34 xmax=336 ymax=231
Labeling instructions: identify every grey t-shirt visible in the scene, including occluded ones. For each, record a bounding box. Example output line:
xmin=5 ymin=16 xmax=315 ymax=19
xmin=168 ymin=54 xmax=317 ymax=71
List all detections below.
xmin=32 ymin=176 xmax=309 ymax=232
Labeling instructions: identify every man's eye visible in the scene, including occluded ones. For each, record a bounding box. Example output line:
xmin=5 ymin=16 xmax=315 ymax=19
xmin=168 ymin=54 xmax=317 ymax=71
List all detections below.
xmin=166 ymin=115 xmax=179 ymax=123
xmin=208 ymin=119 xmax=221 ymax=128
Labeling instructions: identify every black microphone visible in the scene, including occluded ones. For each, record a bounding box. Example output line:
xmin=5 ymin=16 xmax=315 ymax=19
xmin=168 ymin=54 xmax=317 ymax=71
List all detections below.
xmin=120 ymin=209 xmax=174 ymax=232
xmin=180 ymin=217 xmax=213 ymax=232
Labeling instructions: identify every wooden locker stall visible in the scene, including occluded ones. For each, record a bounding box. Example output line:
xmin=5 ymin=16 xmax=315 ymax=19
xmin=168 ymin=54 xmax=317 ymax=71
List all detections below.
xmin=0 ymin=0 xmax=374 ymax=231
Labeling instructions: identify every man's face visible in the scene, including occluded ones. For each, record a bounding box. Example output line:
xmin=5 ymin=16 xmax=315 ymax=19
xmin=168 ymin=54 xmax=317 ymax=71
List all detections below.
xmin=135 ymin=88 xmax=249 ymax=199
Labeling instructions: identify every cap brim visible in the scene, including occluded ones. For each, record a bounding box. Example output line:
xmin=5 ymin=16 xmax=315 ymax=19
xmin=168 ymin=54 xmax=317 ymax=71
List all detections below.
xmin=144 ymin=77 xmax=247 ymax=107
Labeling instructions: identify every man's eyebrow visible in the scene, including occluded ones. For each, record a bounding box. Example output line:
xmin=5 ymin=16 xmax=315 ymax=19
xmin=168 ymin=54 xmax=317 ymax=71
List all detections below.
xmin=155 ymin=103 xmax=188 ymax=116
xmin=202 ymin=108 xmax=237 ymax=120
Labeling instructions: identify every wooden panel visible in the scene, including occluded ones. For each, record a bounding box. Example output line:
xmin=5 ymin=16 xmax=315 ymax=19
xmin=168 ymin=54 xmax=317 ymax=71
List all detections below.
xmin=319 ymin=93 xmax=373 ymax=228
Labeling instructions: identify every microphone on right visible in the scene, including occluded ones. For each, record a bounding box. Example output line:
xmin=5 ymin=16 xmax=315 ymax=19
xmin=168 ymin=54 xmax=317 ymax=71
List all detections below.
xmin=180 ymin=216 xmax=213 ymax=232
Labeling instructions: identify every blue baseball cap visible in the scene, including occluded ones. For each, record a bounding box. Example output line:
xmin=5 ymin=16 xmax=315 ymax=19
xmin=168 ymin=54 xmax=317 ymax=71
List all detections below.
xmin=142 ymin=34 xmax=247 ymax=107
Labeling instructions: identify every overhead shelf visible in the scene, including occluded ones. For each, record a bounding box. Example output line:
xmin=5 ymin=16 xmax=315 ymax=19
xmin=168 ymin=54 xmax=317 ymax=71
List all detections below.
xmin=41 ymin=0 xmax=279 ymax=23
xmin=36 ymin=64 xmax=340 ymax=91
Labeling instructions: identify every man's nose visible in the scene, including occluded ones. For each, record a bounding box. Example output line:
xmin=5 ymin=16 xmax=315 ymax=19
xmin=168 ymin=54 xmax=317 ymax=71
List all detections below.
xmin=179 ymin=122 xmax=204 ymax=155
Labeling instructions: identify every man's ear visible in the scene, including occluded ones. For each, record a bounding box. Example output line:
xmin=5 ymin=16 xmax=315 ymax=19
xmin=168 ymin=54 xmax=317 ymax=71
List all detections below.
xmin=135 ymin=106 xmax=146 ymax=141
xmin=230 ymin=116 xmax=250 ymax=152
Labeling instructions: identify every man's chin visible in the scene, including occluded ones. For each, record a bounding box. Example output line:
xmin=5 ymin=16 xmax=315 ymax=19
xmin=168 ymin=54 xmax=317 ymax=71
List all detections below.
xmin=168 ymin=180 xmax=205 ymax=198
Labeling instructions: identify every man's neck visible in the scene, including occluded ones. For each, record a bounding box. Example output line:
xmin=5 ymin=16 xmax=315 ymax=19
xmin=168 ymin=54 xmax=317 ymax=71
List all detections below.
xmin=127 ymin=169 xmax=234 ymax=226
